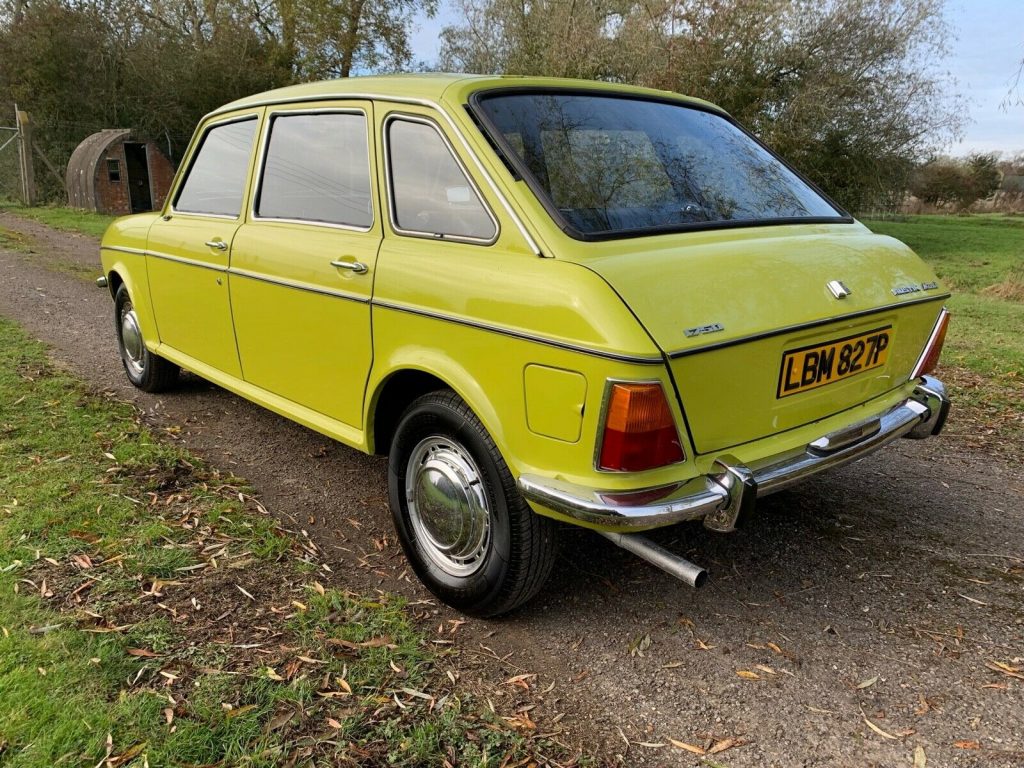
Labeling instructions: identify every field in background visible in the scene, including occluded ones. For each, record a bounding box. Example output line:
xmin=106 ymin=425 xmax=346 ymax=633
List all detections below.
xmin=866 ymin=214 xmax=1024 ymax=452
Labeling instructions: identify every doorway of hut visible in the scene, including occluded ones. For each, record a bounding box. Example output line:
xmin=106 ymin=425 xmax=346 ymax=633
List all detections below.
xmin=124 ymin=142 xmax=152 ymax=213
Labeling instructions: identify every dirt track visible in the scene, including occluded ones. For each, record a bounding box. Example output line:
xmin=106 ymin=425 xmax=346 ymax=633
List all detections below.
xmin=1 ymin=211 xmax=1022 ymax=768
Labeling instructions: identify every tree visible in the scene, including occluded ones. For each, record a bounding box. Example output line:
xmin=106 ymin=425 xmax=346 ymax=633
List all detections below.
xmin=909 ymin=153 xmax=1001 ymax=209
xmin=439 ymin=0 xmax=965 ymax=211
xmin=0 ymin=0 xmax=435 ymax=200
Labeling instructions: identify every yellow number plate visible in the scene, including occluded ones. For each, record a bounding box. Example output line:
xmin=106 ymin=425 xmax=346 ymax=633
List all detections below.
xmin=777 ymin=326 xmax=893 ymax=398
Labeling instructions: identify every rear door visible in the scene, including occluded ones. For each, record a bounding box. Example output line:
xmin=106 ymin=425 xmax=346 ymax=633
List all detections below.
xmin=147 ymin=112 xmax=261 ymax=378
xmin=228 ymin=102 xmax=380 ymax=429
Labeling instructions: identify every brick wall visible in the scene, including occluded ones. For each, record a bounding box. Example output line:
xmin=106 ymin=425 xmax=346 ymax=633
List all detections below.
xmin=95 ymin=145 xmax=131 ymax=215
xmin=93 ymin=141 xmax=176 ymax=215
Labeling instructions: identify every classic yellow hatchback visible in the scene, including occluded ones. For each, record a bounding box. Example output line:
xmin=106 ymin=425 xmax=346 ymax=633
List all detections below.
xmin=99 ymin=74 xmax=950 ymax=616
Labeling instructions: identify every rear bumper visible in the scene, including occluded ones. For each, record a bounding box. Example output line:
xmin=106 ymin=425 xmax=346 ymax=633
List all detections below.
xmin=518 ymin=376 xmax=949 ymax=532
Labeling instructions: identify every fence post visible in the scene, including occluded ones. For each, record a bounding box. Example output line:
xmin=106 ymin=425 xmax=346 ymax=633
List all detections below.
xmin=15 ymin=105 xmax=35 ymax=206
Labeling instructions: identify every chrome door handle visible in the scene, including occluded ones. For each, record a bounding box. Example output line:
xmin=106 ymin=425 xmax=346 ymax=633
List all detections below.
xmin=205 ymin=240 xmax=227 ymax=251
xmin=330 ymin=259 xmax=368 ymax=274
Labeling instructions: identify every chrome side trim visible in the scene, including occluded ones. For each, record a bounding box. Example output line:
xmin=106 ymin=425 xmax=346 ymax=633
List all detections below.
xmin=210 ymin=92 xmax=544 ymax=256
xmin=372 ymin=299 xmax=663 ymax=364
xmin=228 ymin=267 xmax=370 ymax=304
xmin=668 ymin=293 xmax=952 ymax=359
xmin=146 ymin=249 xmax=227 ymax=272
xmin=101 ymin=245 xmax=147 ymax=256
xmin=519 ymin=375 xmax=950 ymax=529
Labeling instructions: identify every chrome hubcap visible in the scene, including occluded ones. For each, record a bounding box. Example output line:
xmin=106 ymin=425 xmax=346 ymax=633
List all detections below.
xmin=405 ymin=436 xmax=491 ymax=577
xmin=120 ymin=305 xmax=145 ymax=377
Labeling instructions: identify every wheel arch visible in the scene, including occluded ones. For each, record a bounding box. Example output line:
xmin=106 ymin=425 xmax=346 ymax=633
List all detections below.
xmin=102 ymin=253 xmax=159 ymax=345
xmin=366 ymin=359 xmax=508 ymax=461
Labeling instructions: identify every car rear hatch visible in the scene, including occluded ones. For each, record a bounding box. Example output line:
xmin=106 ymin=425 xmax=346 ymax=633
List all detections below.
xmin=574 ymin=223 xmax=947 ymax=455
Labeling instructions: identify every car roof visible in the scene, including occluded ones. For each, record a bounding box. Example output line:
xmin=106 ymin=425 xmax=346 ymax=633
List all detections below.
xmin=209 ymin=73 xmax=724 ymax=119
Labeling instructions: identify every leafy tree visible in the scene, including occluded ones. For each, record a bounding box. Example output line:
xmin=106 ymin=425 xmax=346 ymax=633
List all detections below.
xmin=439 ymin=0 xmax=964 ymax=211
xmin=909 ymin=153 xmax=1001 ymax=209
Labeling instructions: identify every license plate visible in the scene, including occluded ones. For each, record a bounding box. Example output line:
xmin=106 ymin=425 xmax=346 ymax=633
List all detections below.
xmin=777 ymin=326 xmax=893 ymax=398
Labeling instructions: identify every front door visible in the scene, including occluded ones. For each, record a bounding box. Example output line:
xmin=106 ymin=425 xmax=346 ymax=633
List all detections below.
xmin=147 ymin=113 xmax=260 ymax=379
xmin=228 ymin=103 xmax=380 ymax=429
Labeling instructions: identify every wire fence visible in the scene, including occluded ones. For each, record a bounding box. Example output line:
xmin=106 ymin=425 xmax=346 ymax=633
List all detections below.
xmin=0 ymin=109 xmax=192 ymax=206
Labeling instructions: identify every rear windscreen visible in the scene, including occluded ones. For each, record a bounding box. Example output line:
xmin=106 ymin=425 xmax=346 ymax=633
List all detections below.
xmin=473 ymin=91 xmax=845 ymax=238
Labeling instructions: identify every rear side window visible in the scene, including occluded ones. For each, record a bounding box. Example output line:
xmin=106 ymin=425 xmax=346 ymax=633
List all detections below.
xmin=175 ymin=118 xmax=257 ymax=217
xmin=257 ymin=112 xmax=373 ymax=228
xmin=386 ymin=118 xmax=496 ymax=242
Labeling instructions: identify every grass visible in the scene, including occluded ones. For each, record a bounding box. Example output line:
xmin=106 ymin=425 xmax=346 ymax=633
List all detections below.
xmin=865 ymin=214 xmax=1024 ymax=453
xmin=0 ymin=316 xmax=578 ymax=767
xmin=0 ymin=202 xmax=116 ymax=239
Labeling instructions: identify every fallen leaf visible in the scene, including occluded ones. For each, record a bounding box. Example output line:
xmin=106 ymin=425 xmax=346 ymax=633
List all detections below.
xmin=629 ymin=633 xmax=652 ymax=657
xmin=126 ymin=648 xmax=160 ymax=658
xmin=264 ymin=667 xmax=284 ymax=681
xmin=984 ymin=660 xmax=1024 ymax=680
xmin=226 ymin=704 xmax=255 ymax=719
xmin=736 ymin=670 xmax=761 ymax=680
xmin=957 ymin=593 xmax=988 ymax=606
xmin=857 ymin=675 xmax=879 ymax=689
xmin=861 ymin=711 xmax=898 ymax=740
xmin=668 ymin=738 xmax=705 ymax=755
xmin=914 ymin=745 xmax=926 ymax=767
xmin=953 ymin=740 xmax=980 ymax=750
xmin=662 ymin=661 xmax=684 ymax=669
xmin=709 ymin=737 xmax=746 ymax=754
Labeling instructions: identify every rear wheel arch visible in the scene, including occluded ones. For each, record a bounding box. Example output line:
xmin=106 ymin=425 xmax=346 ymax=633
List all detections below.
xmin=367 ymin=365 xmax=508 ymax=462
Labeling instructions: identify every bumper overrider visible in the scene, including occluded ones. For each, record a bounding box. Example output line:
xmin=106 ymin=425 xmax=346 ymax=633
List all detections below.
xmin=518 ymin=376 xmax=950 ymax=533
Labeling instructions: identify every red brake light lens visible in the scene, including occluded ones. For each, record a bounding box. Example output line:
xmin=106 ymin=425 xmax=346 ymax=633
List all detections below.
xmin=598 ymin=382 xmax=685 ymax=472
xmin=911 ymin=308 xmax=950 ymax=379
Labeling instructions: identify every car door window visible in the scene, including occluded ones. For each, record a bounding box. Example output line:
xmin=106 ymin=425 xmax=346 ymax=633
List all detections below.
xmin=257 ymin=112 xmax=373 ymax=228
xmin=386 ymin=117 xmax=497 ymax=242
xmin=175 ymin=118 xmax=257 ymax=217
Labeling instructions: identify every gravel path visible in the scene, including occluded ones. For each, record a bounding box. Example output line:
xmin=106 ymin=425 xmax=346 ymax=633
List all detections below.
xmin=1 ymin=211 xmax=1022 ymax=767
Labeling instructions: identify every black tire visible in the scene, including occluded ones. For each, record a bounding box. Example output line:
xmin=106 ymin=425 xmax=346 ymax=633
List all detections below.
xmin=388 ymin=390 xmax=558 ymax=617
xmin=114 ymin=284 xmax=179 ymax=393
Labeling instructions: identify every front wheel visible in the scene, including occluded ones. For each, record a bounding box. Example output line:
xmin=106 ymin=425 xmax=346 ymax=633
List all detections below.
xmin=114 ymin=284 xmax=179 ymax=392
xmin=388 ymin=391 xmax=558 ymax=617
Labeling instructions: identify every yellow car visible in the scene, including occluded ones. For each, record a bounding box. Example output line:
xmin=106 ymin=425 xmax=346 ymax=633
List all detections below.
xmin=99 ymin=74 xmax=950 ymax=616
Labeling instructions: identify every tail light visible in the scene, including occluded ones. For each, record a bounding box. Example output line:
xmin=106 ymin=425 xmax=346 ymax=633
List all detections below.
xmin=911 ymin=308 xmax=950 ymax=379
xmin=598 ymin=382 xmax=685 ymax=472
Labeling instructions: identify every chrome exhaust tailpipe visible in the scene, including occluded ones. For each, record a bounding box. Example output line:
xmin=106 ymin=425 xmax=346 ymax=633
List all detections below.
xmin=599 ymin=531 xmax=708 ymax=588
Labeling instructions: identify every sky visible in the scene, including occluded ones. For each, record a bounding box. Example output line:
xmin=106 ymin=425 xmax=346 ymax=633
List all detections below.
xmin=407 ymin=0 xmax=1024 ymax=157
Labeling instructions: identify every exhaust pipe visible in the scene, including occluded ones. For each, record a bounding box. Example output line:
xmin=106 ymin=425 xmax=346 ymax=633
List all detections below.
xmin=599 ymin=531 xmax=708 ymax=588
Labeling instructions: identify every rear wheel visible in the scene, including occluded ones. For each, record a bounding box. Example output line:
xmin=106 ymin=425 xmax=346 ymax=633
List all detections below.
xmin=388 ymin=390 xmax=558 ymax=617
xmin=114 ymin=284 xmax=178 ymax=392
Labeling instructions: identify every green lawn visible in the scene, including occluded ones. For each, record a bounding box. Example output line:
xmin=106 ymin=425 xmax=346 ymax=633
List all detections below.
xmin=0 ymin=317 xmax=571 ymax=767
xmin=0 ymin=202 xmax=116 ymax=239
xmin=865 ymin=214 xmax=1024 ymax=452
xmin=865 ymin=215 xmax=1024 ymax=378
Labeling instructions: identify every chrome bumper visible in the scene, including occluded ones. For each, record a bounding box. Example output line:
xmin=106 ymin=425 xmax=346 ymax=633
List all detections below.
xmin=518 ymin=376 xmax=950 ymax=532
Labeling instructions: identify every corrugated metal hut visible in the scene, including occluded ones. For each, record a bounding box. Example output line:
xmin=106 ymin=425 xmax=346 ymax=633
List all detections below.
xmin=66 ymin=130 xmax=175 ymax=214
